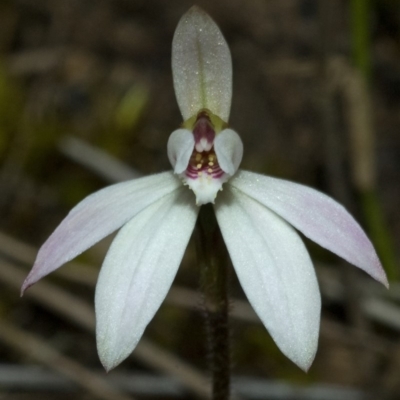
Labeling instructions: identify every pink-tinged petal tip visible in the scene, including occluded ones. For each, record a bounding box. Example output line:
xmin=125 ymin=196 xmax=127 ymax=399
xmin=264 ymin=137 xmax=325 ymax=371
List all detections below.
xmin=20 ymin=279 xmax=32 ymax=296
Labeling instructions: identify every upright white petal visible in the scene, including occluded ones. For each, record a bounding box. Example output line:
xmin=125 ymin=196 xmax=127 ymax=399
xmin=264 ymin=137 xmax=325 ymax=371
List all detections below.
xmin=167 ymin=128 xmax=195 ymax=173
xmin=95 ymin=189 xmax=198 ymax=371
xmin=214 ymin=128 xmax=243 ymax=175
xmin=172 ymin=6 xmax=232 ymax=121
xmin=22 ymin=172 xmax=181 ymax=293
xmin=215 ymin=188 xmax=321 ymax=371
xmin=230 ymin=170 xmax=388 ymax=286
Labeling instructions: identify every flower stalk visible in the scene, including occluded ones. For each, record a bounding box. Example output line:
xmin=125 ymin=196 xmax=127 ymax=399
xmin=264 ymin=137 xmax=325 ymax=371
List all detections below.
xmin=196 ymin=204 xmax=231 ymax=400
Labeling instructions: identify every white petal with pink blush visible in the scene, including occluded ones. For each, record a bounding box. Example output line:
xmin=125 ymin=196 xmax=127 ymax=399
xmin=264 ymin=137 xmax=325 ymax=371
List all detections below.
xmin=215 ymin=188 xmax=320 ymax=371
xmin=96 ymin=189 xmax=198 ymax=371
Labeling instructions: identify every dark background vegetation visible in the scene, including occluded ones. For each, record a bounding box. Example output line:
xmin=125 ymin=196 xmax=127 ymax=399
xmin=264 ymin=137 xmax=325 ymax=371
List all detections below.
xmin=0 ymin=0 xmax=400 ymax=399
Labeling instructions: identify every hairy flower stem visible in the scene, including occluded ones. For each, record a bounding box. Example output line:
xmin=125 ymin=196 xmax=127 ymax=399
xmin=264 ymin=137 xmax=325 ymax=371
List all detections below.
xmin=196 ymin=204 xmax=231 ymax=400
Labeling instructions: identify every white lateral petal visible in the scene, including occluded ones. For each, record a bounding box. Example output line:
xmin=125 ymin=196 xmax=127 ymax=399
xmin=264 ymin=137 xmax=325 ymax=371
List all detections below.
xmin=214 ymin=129 xmax=243 ymax=175
xmin=215 ymin=188 xmax=320 ymax=370
xmin=22 ymin=172 xmax=181 ymax=293
xmin=95 ymin=189 xmax=198 ymax=370
xmin=172 ymin=6 xmax=232 ymax=121
xmin=167 ymin=128 xmax=195 ymax=173
xmin=230 ymin=170 xmax=388 ymax=286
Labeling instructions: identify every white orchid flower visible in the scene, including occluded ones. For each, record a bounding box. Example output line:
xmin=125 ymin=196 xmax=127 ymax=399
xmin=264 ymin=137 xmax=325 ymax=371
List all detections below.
xmin=22 ymin=6 xmax=388 ymax=372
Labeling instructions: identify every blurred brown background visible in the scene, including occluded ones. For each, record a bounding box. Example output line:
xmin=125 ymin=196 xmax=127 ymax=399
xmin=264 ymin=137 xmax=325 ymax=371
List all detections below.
xmin=0 ymin=0 xmax=399 ymax=399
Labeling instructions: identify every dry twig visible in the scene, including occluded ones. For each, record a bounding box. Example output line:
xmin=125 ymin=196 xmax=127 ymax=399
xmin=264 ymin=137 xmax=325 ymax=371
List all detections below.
xmin=0 ymin=319 xmax=134 ymax=400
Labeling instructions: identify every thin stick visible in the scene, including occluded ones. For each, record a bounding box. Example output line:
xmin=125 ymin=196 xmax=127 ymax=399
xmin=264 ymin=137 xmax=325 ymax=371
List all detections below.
xmin=0 ymin=319 xmax=134 ymax=400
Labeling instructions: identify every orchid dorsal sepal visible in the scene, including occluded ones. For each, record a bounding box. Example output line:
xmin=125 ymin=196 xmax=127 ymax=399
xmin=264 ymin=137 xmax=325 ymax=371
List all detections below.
xmin=172 ymin=6 xmax=233 ymax=122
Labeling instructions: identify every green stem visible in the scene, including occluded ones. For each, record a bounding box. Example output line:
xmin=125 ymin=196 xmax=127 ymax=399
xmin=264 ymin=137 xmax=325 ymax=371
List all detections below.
xmin=196 ymin=204 xmax=230 ymax=400
xmin=351 ymin=0 xmax=372 ymax=82
xmin=350 ymin=0 xmax=398 ymax=280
